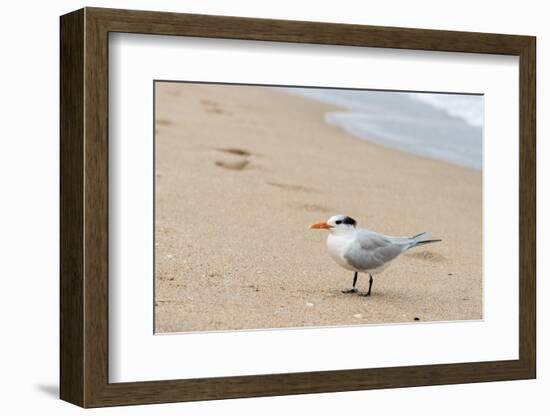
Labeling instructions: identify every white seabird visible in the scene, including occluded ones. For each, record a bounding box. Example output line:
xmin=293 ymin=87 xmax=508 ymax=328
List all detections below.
xmin=309 ymin=214 xmax=441 ymax=296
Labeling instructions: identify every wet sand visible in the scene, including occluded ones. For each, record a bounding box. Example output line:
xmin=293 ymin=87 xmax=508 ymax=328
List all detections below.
xmin=154 ymin=82 xmax=482 ymax=333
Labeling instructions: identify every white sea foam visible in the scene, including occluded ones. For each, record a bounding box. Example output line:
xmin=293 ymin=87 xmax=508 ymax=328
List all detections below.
xmin=410 ymin=93 xmax=483 ymax=128
xmin=283 ymin=88 xmax=483 ymax=170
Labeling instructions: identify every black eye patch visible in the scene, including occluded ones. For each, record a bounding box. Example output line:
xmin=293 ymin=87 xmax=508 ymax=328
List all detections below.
xmin=342 ymin=217 xmax=357 ymax=226
xmin=335 ymin=220 xmax=342 ymax=225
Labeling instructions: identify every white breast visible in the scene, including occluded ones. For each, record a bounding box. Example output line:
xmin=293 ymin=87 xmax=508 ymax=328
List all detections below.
xmin=326 ymin=232 xmax=357 ymax=271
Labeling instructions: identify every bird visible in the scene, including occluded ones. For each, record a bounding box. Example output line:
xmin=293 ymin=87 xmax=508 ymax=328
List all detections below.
xmin=309 ymin=214 xmax=441 ymax=296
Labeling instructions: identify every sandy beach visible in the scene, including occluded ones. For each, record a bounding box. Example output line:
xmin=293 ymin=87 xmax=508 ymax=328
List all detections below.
xmin=154 ymin=82 xmax=482 ymax=333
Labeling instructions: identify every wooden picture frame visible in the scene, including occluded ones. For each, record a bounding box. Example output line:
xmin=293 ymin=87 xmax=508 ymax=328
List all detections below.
xmin=60 ymin=7 xmax=536 ymax=408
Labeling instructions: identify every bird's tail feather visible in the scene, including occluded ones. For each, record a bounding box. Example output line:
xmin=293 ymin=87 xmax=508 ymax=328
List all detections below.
xmin=409 ymin=232 xmax=442 ymax=248
xmin=414 ymin=239 xmax=442 ymax=247
xmin=411 ymin=232 xmax=429 ymax=241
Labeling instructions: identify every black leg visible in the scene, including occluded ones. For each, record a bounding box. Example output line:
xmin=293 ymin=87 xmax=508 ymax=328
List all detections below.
xmin=360 ymin=274 xmax=373 ymax=297
xmin=368 ymin=274 xmax=373 ymax=295
xmin=342 ymin=272 xmax=358 ymax=294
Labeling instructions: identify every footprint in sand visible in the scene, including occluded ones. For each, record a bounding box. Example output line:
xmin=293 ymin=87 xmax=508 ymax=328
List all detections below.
xmin=214 ymin=147 xmax=253 ymax=171
xmin=215 ymin=159 xmax=250 ymax=171
xmin=217 ymin=147 xmax=252 ymax=157
xmin=155 ymin=119 xmax=174 ymax=135
xmin=267 ymin=182 xmax=318 ymax=193
xmin=201 ymin=99 xmax=230 ymax=115
xmin=156 ymin=118 xmax=174 ymax=126
xmin=405 ymin=250 xmax=447 ymax=262
xmin=303 ymin=203 xmax=330 ymax=213
xmin=166 ymin=89 xmax=181 ymax=97
xmin=290 ymin=202 xmax=330 ymax=213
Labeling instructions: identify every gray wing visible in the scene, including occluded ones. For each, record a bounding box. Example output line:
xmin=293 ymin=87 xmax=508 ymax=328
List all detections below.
xmin=343 ymin=230 xmax=407 ymax=271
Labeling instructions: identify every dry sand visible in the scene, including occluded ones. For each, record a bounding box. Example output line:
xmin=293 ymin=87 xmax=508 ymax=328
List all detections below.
xmin=154 ymin=82 xmax=482 ymax=333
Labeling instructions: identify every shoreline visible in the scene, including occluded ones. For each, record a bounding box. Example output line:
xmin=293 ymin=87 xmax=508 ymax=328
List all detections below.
xmin=282 ymin=87 xmax=483 ymax=170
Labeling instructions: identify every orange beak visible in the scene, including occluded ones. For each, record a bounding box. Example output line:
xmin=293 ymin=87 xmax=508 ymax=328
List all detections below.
xmin=309 ymin=221 xmax=332 ymax=230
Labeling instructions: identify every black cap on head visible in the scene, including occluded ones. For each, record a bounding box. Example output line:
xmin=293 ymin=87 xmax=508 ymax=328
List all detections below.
xmin=342 ymin=216 xmax=357 ymax=226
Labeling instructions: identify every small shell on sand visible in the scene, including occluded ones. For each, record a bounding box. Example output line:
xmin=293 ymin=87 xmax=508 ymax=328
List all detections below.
xmin=166 ymin=254 xmax=174 ymax=259
xmin=306 ymin=302 xmax=314 ymax=307
xmin=353 ymin=313 xmax=363 ymax=319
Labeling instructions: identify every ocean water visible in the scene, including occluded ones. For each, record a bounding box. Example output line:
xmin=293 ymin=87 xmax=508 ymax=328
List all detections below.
xmin=284 ymin=88 xmax=483 ymax=170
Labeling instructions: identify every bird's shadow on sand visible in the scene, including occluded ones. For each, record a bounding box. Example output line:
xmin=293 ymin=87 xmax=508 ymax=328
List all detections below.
xmin=326 ymin=288 xmax=414 ymax=303
xmin=34 ymin=384 xmax=59 ymax=399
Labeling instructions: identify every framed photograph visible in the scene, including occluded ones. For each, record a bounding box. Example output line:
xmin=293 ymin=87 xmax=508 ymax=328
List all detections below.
xmin=60 ymin=7 xmax=536 ymax=408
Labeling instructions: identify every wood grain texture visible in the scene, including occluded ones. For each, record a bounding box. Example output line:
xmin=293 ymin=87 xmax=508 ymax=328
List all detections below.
xmin=83 ymin=10 xmax=110 ymax=406
xmin=518 ymin=38 xmax=536 ymax=376
xmin=89 ymin=7 xmax=532 ymax=54
xmin=59 ymin=8 xmax=84 ymax=406
xmin=59 ymin=7 xmax=537 ymax=408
